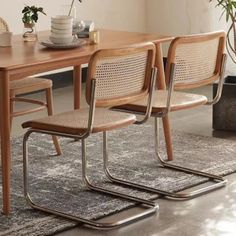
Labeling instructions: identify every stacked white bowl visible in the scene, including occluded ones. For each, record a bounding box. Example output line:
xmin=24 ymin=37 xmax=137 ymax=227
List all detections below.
xmin=50 ymin=16 xmax=73 ymax=44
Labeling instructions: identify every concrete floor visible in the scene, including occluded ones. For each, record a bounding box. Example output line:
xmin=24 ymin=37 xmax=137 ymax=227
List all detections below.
xmin=12 ymin=85 xmax=236 ymax=236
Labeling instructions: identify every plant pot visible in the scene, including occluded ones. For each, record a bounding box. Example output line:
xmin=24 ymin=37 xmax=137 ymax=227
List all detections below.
xmin=23 ymin=23 xmax=37 ymax=42
xmin=213 ymin=76 xmax=236 ymax=131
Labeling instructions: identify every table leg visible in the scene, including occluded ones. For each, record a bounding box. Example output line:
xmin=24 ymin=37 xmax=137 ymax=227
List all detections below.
xmin=73 ymin=65 xmax=82 ymax=109
xmin=0 ymin=71 xmax=11 ymax=214
xmin=155 ymin=44 xmax=173 ymax=161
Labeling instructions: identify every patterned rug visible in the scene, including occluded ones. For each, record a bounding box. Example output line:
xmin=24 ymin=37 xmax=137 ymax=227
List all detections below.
xmin=0 ymin=123 xmax=236 ymax=236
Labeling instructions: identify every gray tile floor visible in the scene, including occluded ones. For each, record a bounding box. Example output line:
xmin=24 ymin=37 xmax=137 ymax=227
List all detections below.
xmin=12 ymin=85 xmax=236 ymax=236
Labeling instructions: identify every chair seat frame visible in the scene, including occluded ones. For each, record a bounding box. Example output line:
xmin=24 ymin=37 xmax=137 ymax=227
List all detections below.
xmin=10 ymin=97 xmax=47 ymax=117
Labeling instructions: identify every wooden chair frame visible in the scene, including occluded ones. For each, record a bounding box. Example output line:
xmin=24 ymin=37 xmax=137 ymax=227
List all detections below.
xmin=0 ymin=16 xmax=61 ymax=155
xmin=109 ymin=31 xmax=228 ymax=200
xmin=165 ymin=31 xmax=226 ymax=90
xmin=22 ymin=43 xmax=159 ymax=229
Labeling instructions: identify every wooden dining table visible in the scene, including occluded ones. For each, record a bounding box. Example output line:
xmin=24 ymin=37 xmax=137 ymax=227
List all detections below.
xmin=0 ymin=29 xmax=174 ymax=215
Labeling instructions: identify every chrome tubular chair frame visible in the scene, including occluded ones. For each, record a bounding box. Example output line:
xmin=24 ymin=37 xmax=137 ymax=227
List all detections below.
xmin=22 ymin=44 xmax=159 ymax=229
xmin=23 ymin=129 xmax=158 ymax=229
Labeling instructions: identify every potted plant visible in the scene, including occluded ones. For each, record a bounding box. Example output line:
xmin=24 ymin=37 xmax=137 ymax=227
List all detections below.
xmin=210 ymin=0 xmax=236 ymax=131
xmin=22 ymin=5 xmax=46 ymax=41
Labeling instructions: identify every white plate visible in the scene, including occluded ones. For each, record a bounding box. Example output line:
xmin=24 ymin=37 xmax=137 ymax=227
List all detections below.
xmin=40 ymin=38 xmax=86 ymax=49
xmin=49 ymin=35 xmax=73 ymax=44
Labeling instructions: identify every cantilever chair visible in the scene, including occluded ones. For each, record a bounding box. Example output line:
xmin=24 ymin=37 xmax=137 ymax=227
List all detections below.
xmin=111 ymin=31 xmax=227 ymax=200
xmin=22 ymin=43 xmax=159 ymax=229
xmin=0 ymin=17 xmax=61 ymax=155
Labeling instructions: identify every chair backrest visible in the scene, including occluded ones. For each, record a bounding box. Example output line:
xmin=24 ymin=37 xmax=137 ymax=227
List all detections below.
xmin=86 ymin=42 xmax=156 ymax=107
xmin=165 ymin=31 xmax=226 ymax=90
xmin=0 ymin=17 xmax=9 ymax=32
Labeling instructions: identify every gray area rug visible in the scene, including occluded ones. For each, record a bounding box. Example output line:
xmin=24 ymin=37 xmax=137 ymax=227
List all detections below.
xmin=0 ymin=123 xmax=236 ymax=235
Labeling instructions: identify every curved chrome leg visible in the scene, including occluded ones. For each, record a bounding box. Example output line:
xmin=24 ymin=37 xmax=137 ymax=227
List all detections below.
xmin=82 ymin=139 xmax=157 ymax=208
xmin=153 ymin=117 xmax=227 ymax=199
xmin=102 ymin=131 xmax=183 ymax=198
xmin=23 ymin=129 xmax=158 ymax=230
xmin=102 ymin=119 xmax=227 ymax=200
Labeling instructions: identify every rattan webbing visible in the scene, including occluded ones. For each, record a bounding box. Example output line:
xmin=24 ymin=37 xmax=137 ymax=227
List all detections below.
xmin=94 ymin=51 xmax=148 ymax=100
xmin=0 ymin=17 xmax=9 ymax=32
xmin=174 ymin=38 xmax=219 ymax=84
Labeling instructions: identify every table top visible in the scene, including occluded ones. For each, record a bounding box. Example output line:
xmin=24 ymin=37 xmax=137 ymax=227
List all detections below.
xmin=0 ymin=29 xmax=173 ymax=74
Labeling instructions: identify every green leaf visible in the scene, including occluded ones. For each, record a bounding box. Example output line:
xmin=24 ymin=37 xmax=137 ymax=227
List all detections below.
xmin=210 ymin=0 xmax=236 ymax=22
xmin=21 ymin=5 xmax=46 ymax=23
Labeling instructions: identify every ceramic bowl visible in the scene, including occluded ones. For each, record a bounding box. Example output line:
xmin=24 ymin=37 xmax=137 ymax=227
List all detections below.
xmin=51 ymin=22 xmax=73 ymax=30
xmin=49 ymin=35 xmax=73 ymax=44
xmin=51 ymin=15 xmax=73 ymax=24
xmin=51 ymin=28 xmax=72 ymax=34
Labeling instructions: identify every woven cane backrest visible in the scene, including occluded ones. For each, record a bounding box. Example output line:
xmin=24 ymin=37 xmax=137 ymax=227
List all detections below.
xmin=86 ymin=43 xmax=156 ymax=107
xmin=0 ymin=17 xmax=9 ymax=32
xmin=166 ymin=31 xmax=226 ymax=90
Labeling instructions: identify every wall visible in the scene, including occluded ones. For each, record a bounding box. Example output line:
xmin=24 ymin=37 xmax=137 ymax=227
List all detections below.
xmin=147 ymin=0 xmax=212 ymax=35
xmin=0 ymin=0 xmax=146 ymax=34
xmin=146 ymin=0 xmax=235 ymax=74
xmin=146 ymin=0 xmax=213 ymax=57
